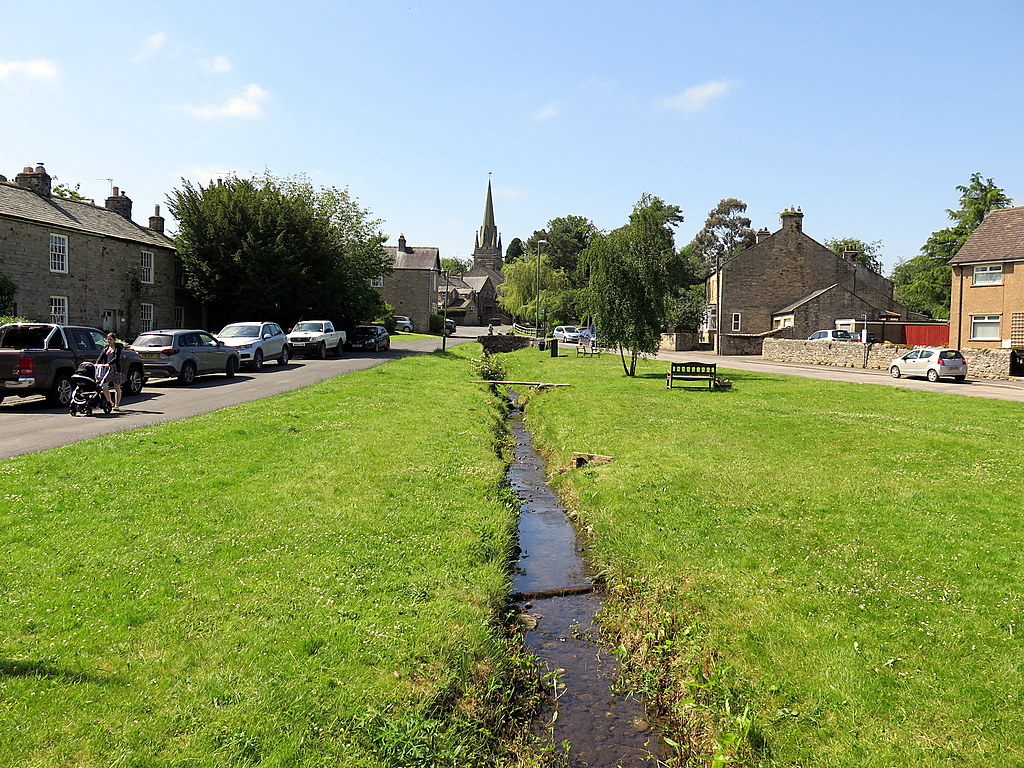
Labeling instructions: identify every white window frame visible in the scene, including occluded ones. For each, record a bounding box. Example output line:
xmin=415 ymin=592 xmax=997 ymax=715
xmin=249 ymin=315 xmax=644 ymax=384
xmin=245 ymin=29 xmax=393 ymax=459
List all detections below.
xmin=50 ymin=234 xmax=68 ymax=273
xmin=970 ymin=314 xmax=1001 ymax=340
xmin=141 ymin=251 xmax=155 ymax=284
xmin=50 ymin=295 xmax=68 ymax=324
xmin=140 ymin=303 xmax=155 ymax=333
xmin=370 ymin=275 xmax=384 ymax=288
xmin=973 ymin=264 xmax=1003 ymax=285
xmin=732 ymin=312 xmax=742 ymax=332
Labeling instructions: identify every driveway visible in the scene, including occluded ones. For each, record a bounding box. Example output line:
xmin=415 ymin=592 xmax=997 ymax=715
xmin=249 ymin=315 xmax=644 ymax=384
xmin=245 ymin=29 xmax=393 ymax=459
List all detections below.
xmin=0 ymin=334 xmax=477 ymax=461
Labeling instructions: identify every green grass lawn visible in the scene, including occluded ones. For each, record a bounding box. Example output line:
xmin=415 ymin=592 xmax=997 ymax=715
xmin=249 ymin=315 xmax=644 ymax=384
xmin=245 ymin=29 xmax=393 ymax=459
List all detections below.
xmin=0 ymin=347 xmax=535 ymax=768
xmin=503 ymin=348 xmax=1024 ymax=767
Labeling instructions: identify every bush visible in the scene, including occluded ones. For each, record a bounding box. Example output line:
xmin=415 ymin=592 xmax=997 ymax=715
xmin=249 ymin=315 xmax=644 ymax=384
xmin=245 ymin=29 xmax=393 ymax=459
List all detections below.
xmin=469 ymin=354 xmax=507 ymax=381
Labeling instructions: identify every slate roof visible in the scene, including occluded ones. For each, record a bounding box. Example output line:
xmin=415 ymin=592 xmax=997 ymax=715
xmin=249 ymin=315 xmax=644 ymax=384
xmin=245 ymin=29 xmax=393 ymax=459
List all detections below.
xmin=467 ymin=263 xmax=504 ymax=285
xmin=463 ymin=275 xmax=492 ymax=293
xmin=949 ymin=206 xmax=1024 ymax=265
xmin=0 ymin=181 xmax=175 ymax=249
xmin=384 ymin=245 xmax=440 ymax=271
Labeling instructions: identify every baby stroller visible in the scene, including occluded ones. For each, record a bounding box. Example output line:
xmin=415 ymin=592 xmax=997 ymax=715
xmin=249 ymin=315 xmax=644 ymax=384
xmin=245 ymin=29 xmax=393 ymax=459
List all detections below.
xmin=69 ymin=362 xmax=112 ymax=416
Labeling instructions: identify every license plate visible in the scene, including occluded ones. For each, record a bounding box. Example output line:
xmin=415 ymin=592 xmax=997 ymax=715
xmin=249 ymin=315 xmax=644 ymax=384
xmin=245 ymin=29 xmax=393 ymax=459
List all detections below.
xmin=292 ymin=341 xmax=305 ymax=346
xmin=947 ymin=365 xmax=963 ymax=373
xmin=140 ymin=352 xmax=158 ymax=359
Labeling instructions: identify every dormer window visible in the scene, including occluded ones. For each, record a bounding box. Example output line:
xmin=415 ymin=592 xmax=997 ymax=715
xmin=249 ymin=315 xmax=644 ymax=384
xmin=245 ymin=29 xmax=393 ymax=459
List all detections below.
xmin=973 ymin=264 xmax=1002 ymax=285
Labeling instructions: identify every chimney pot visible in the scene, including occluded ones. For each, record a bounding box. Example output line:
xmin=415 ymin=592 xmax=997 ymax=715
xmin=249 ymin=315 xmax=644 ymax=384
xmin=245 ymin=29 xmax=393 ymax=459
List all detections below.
xmin=15 ymin=164 xmax=52 ymax=197
xmin=105 ymin=187 xmax=133 ymax=220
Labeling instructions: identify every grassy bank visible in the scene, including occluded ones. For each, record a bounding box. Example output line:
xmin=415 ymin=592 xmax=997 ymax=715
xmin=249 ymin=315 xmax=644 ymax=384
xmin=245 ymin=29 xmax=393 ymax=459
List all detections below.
xmin=504 ymin=348 xmax=1024 ymax=767
xmin=0 ymin=347 xmax=536 ymax=767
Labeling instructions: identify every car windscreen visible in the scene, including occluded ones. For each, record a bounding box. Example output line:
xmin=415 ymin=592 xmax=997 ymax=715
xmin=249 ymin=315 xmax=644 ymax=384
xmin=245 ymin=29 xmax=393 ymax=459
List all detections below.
xmin=219 ymin=325 xmax=261 ymax=338
xmin=293 ymin=323 xmax=324 ymax=332
xmin=351 ymin=327 xmax=375 ymax=339
xmin=133 ymin=334 xmax=173 ymax=347
xmin=0 ymin=325 xmax=53 ymax=348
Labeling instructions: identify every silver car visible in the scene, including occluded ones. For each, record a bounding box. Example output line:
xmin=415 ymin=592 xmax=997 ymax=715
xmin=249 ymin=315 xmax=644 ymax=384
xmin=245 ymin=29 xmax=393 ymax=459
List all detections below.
xmin=130 ymin=329 xmax=240 ymax=385
xmin=889 ymin=348 xmax=968 ymax=382
xmin=553 ymin=325 xmax=582 ymax=343
xmin=216 ymin=322 xmax=289 ymax=370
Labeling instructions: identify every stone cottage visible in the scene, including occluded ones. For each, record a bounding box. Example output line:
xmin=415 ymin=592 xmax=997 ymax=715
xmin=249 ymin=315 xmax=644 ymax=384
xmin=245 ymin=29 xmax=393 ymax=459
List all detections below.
xmin=380 ymin=234 xmax=441 ymax=331
xmin=703 ymin=208 xmax=911 ymax=354
xmin=0 ymin=164 xmax=184 ymax=338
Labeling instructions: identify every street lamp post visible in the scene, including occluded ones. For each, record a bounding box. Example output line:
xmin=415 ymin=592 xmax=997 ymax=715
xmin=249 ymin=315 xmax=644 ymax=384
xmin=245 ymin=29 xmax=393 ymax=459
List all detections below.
xmin=535 ymin=239 xmax=547 ymax=340
xmin=441 ymin=270 xmax=451 ymax=351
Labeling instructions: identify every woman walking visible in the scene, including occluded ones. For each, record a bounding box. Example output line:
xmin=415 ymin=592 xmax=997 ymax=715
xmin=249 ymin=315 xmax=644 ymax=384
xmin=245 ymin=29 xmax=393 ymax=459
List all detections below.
xmin=97 ymin=332 xmax=126 ymax=410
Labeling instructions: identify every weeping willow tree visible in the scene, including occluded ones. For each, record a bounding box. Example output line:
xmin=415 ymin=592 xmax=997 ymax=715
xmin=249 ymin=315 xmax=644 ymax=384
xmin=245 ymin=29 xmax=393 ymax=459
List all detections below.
xmin=583 ymin=194 xmax=682 ymax=376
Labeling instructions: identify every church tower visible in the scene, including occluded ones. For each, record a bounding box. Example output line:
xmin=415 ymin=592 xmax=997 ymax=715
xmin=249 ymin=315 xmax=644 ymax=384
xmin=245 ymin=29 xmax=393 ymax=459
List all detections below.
xmin=471 ymin=179 xmax=503 ymax=273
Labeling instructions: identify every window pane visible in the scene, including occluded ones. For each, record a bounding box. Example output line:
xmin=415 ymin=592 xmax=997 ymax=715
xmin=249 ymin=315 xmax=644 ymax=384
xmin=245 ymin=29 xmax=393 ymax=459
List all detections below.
xmin=973 ymin=265 xmax=1002 ymax=284
xmin=971 ymin=315 xmax=1000 ymax=339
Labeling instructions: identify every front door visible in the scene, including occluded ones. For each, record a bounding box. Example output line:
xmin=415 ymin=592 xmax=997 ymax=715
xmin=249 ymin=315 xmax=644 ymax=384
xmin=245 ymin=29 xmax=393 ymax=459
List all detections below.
xmin=101 ymin=309 xmax=117 ymax=333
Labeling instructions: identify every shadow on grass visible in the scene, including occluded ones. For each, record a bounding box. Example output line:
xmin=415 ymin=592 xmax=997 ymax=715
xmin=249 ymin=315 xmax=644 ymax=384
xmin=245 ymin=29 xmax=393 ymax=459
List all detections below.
xmin=0 ymin=659 xmax=119 ymax=685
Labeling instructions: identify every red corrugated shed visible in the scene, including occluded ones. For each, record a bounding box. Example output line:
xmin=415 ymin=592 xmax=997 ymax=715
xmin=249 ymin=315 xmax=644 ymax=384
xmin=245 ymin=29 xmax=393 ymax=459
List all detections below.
xmin=903 ymin=324 xmax=950 ymax=346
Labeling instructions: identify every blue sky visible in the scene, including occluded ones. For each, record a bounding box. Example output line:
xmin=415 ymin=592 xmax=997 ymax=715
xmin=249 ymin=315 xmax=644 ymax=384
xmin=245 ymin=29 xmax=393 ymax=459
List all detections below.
xmin=3 ymin=0 xmax=1023 ymax=273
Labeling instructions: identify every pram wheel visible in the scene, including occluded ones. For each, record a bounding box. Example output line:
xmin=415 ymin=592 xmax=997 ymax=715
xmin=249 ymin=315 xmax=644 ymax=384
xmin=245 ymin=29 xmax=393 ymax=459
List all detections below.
xmin=69 ymin=403 xmax=79 ymax=416
xmin=85 ymin=406 xmax=93 ymax=417
xmin=101 ymin=400 xmax=112 ymax=415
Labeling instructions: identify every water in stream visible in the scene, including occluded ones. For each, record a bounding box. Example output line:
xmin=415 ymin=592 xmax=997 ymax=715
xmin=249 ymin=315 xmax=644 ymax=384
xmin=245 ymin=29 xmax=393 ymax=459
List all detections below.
xmin=507 ymin=398 xmax=666 ymax=767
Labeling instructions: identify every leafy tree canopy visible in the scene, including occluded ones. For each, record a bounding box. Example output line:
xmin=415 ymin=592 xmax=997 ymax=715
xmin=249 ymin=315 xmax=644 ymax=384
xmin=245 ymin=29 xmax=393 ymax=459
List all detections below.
xmin=167 ymin=172 xmax=390 ymax=331
xmin=440 ymin=257 xmax=472 ymax=275
xmin=496 ymin=250 xmax=569 ymax=328
xmin=525 ymin=215 xmax=600 ymax=282
xmin=687 ymin=198 xmax=755 ymax=276
xmin=890 ymin=255 xmax=952 ymax=319
xmin=52 ymin=182 xmax=87 ymax=201
xmin=584 ymin=194 xmax=682 ymax=376
xmin=504 ymin=238 xmax=526 ymax=265
xmin=825 ymin=237 xmax=884 ymax=273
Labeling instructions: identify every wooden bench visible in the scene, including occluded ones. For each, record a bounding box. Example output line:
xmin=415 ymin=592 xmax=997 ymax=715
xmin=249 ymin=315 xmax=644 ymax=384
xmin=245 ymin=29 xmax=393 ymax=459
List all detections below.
xmin=576 ymin=339 xmax=600 ymax=357
xmin=666 ymin=361 xmax=717 ymax=390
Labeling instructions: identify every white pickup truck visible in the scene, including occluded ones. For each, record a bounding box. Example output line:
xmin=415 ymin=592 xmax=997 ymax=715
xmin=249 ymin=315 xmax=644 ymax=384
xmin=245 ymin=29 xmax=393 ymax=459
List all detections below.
xmin=286 ymin=320 xmax=346 ymax=359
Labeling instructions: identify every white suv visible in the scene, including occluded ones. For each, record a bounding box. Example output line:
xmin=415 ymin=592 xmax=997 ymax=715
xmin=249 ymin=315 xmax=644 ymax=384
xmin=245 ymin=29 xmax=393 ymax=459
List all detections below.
xmin=216 ymin=322 xmax=289 ymax=370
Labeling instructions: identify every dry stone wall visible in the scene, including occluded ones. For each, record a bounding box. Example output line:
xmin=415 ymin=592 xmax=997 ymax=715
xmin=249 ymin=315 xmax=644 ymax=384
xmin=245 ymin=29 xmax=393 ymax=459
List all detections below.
xmin=762 ymin=338 xmax=1014 ymax=380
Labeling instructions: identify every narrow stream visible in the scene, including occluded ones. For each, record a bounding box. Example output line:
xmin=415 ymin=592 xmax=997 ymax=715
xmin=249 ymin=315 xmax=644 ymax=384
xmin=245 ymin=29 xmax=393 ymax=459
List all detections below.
xmin=506 ymin=395 xmax=666 ymax=766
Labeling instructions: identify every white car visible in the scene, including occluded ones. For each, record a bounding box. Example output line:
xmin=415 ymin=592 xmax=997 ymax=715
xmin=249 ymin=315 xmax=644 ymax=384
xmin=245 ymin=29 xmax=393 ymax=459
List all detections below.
xmin=553 ymin=325 xmax=582 ymax=343
xmin=889 ymin=348 xmax=968 ymax=382
xmin=393 ymin=315 xmax=414 ymax=332
xmin=808 ymin=329 xmax=854 ymax=341
xmin=216 ymin=322 xmax=289 ymax=370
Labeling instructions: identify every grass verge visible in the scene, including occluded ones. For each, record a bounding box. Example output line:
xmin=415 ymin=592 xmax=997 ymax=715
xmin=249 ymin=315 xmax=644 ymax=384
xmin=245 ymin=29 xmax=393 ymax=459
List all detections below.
xmin=502 ymin=347 xmax=1024 ymax=767
xmin=0 ymin=346 xmax=541 ymax=767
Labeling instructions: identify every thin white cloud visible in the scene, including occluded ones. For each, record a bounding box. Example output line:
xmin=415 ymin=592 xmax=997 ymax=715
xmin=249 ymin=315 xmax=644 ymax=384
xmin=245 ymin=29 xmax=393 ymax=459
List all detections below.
xmin=0 ymin=59 xmax=58 ymax=82
xmin=135 ymin=32 xmax=168 ymax=61
xmin=182 ymin=83 xmax=268 ymax=119
xmin=201 ymin=55 xmax=232 ymax=74
xmin=533 ymin=102 xmax=561 ymax=122
xmin=658 ymin=79 xmax=739 ymax=113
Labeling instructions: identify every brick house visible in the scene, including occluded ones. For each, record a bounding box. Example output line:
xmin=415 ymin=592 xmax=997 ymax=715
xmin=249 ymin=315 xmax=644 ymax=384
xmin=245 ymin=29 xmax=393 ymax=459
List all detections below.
xmin=948 ymin=206 xmax=1024 ymax=355
xmin=0 ymin=165 xmax=185 ymax=338
xmin=380 ymin=234 xmax=441 ymax=331
xmin=703 ymin=208 xmax=911 ymax=354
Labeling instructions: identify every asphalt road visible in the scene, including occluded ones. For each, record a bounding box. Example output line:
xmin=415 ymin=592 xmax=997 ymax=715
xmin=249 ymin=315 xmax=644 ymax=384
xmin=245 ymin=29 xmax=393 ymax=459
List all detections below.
xmin=0 ymin=333 xmax=476 ymax=461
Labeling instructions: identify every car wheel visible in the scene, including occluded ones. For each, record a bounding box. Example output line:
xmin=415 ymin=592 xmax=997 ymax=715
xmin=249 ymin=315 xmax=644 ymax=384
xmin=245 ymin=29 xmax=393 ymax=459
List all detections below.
xmin=926 ymin=368 xmax=940 ymax=382
xmin=278 ymin=346 xmax=289 ymax=365
xmin=47 ymin=373 xmax=73 ymax=406
xmin=316 ymin=342 xmax=327 ymax=360
xmin=178 ymin=361 xmax=197 ymax=386
xmin=125 ymin=365 xmax=144 ymax=397
xmin=890 ymin=366 xmax=901 ymax=379
xmin=252 ymin=349 xmax=264 ymax=371
xmin=334 ymin=341 xmax=343 ymax=358
xmin=225 ymin=357 xmax=237 ymax=378
xmin=385 ymin=339 xmax=391 ymax=350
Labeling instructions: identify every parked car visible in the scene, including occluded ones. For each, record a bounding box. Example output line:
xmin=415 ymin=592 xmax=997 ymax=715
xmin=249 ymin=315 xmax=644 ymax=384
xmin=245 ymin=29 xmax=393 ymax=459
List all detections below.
xmin=889 ymin=348 xmax=968 ymax=382
xmin=286 ymin=320 xmax=346 ymax=359
xmin=0 ymin=323 xmax=146 ymax=406
xmin=553 ymin=325 xmax=583 ymax=343
xmin=846 ymin=331 xmax=883 ymax=343
xmin=216 ymin=322 xmax=289 ymax=370
xmin=444 ymin=318 xmax=457 ymax=335
xmin=808 ymin=329 xmax=854 ymax=341
xmin=393 ymin=315 xmax=415 ymax=333
xmin=349 ymin=325 xmax=390 ymax=352
xmin=130 ymin=329 xmax=240 ymax=385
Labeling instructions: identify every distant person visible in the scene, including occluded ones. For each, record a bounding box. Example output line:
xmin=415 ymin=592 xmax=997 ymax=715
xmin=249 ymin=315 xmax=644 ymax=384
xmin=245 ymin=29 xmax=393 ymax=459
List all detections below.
xmin=96 ymin=332 xmax=126 ymax=410
xmin=488 ymin=323 xmax=494 ymax=336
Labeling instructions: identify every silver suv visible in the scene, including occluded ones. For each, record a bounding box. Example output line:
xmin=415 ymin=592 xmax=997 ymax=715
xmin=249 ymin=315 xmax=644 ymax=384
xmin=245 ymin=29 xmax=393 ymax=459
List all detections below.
xmin=216 ymin=322 xmax=289 ymax=370
xmin=130 ymin=329 xmax=240 ymax=385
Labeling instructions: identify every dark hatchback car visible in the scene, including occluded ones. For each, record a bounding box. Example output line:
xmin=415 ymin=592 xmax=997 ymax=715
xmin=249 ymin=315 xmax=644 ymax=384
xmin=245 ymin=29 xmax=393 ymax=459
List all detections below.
xmin=349 ymin=325 xmax=390 ymax=352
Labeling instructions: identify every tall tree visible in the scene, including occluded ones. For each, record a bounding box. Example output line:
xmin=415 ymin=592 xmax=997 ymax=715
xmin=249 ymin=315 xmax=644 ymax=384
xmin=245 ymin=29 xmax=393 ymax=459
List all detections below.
xmin=525 ymin=215 xmax=600 ymax=280
xmin=504 ymin=238 xmax=526 ymax=265
xmin=168 ymin=173 xmax=389 ymax=330
xmin=584 ymin=194 xmax=682 ymax=376
xmin=440 ymin=257 xmax=472 ymax=275
xmin=824 ymin=237 xmax=884 ymax=273
xmin=496 ymin=250 xmax=568 ymax=327
xmin=892 ymin=173 xmax=1012 ymax=317
xmin=688 ymin=198 xmax=756 ymax=275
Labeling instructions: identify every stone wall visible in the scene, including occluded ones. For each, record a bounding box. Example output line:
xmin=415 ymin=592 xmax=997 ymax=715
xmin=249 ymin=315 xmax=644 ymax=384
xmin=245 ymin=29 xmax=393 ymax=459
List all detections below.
xmin=659 ymin=331 xmax=699 ymax=351
xmin=380 ymin=269 xmax=435 ymax=331
xmin=477 ymin=334 xmax=531 ymax=353
xmin=762 ymin=337 xmax=1014 ymax=380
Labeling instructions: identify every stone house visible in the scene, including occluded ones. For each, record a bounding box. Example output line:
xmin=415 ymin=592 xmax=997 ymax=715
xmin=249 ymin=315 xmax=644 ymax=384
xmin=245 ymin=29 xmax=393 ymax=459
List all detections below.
xmin=703 ymin=208 xmax=911 ymax=354
xmin=380 ymin=234 xmax=440 ymax=331
xmin=948 ymin=206 xmax=1024 ymax=355
xmin=0 ymin=164 xmax=184 ymax=338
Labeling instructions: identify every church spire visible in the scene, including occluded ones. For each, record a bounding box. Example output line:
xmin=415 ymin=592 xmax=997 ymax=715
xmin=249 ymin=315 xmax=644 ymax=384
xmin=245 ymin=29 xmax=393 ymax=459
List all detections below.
xmin=472 ymin=177 xmax=503 ymax=272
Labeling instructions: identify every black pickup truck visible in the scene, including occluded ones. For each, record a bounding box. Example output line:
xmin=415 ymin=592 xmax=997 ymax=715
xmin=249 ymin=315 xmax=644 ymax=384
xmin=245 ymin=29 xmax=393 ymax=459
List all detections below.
xmin=0 ymin=323 xmax=145 ymax=406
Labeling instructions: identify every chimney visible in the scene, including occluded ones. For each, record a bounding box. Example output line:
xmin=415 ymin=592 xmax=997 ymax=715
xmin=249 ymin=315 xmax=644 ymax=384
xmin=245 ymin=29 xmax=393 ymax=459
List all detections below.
xmin=398 ymin=234 xmax=407 ymax=252
xmin=105 ymin=186 xmax=133 ymax=220
xmin=15 ymin=164 xmax=51 ymax=197
xmin=780 ymin=206 xmax=804 ymax=233
xmin=755 ymin=227 xmax=771 ymax=244
xmin=843 ymin=245 xmax=860 ymax=263
xmin=149 ymin=204 xmax=165 ymax=233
